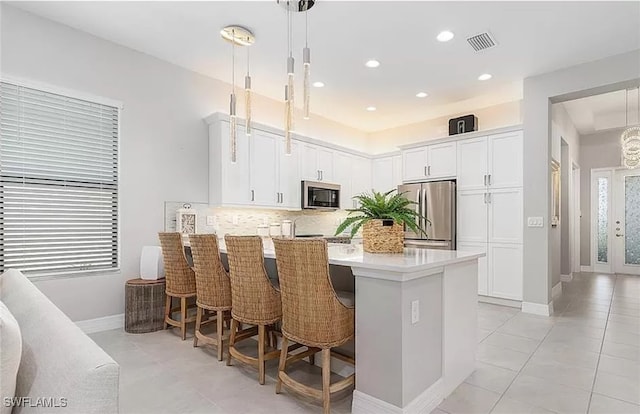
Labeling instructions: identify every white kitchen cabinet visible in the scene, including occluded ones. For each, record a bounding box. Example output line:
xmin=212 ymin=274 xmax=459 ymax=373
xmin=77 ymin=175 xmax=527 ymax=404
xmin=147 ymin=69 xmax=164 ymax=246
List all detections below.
xmin=372 ymin=155 xmax=402 ymax=193
xmin=301 ymin=143 xmax=334 ymax=182
xmin=277 ymin=139 xmax=300 ymax=209
xmin=210 ymin=121 xmax=252 ymax=206
xmin=402 ymin=142 xmax=456 ymax=182
xmin=457 ymin=190 xmax=488 ymax=243
xmin=488 ymin=243 xmax=523 ymax=300
xmin=488 ymin=131 xmax=523 ymax=189
xmin=351 ymin=156 xmax=372 ymax=208
xmin=333 ymin=152 xmax=353 ymax=208
xmin=487 ymin=187 xmax=523 ymax=244
xmin=458 ymin=242 xmax=488 ymax=296
xmin=250 ymin=131 xmax=278 ymax=206
xmin=457 ymin=137 xmax=489 ymax=191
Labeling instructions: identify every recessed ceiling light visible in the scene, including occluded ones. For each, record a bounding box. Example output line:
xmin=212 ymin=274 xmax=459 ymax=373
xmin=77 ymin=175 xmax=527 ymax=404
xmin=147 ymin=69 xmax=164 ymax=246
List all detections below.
xmin=478 ymin=73 xmax=492 ymax=81
xmin=366 ymin=106 xmax=377 ymax=111
xmin=416 ymin=92 xmax=428 ymax=98
xmin=437 ymin=30 xmax=454 ymax=42
xmin=312 ymin=81 xmax=325 ymax=88
xmin=365 ymin=60 xmax=380 ymax=68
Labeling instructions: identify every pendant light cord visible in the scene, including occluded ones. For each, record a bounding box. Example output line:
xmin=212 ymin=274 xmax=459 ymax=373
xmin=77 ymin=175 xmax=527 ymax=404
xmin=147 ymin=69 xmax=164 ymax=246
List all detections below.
xmin=305 ymin=5 xmax=309 ymax=47
xmin=232 ymin=29 xmax=236 ymax=91
xmin=247 ymin=45 xmax=250 ymax=76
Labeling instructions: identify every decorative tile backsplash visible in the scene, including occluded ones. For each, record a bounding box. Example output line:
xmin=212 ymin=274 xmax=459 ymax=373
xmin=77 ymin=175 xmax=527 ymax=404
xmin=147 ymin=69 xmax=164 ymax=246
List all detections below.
xmin=164 ymin=201 xmax=354 ymax=237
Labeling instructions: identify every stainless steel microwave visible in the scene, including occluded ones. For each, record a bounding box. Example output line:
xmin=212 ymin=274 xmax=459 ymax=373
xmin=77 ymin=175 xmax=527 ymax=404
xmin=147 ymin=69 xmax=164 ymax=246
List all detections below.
xmin=301 ymin=181 xmax=341 ymax=210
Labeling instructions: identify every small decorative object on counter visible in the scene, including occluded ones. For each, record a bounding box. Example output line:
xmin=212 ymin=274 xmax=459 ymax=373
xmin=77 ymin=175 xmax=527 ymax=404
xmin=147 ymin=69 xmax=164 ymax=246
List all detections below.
xmin=335 ymin=189 xmax=428 ymax=254
xmin=257 ymin=224 xmax=269 ymax=237
xmin=269 ymin=222 xmax=282 ymax=237
xmin=281 ymin=220 xmax=294 ymax=238
xmin=176 ymin=203 xmax=197 ymax=244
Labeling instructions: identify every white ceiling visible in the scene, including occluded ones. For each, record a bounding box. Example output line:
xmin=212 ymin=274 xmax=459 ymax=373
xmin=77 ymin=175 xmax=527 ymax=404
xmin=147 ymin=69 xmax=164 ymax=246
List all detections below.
xmin=563 ymin=89 xmax=640 ymax=135
xmin=10 ymin=1 xmax=640 ymax=132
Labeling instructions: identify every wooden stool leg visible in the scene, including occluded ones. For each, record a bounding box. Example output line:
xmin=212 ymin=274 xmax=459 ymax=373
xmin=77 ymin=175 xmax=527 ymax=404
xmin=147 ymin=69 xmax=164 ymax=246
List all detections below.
xmin=276 ymin=336 xmax=289 ymax=394
xmin=227 ymin=318 xmax=238 ymax=366
xmin=193 ymin=306 xmax=202 ymax=347
xmin=164 ymin=295 xmax=171 ymax=329
xmin=216 ymin=310 xmax=224 ymax=361
xmin=258 ymin=324 xmax=266 ymax=385
xmin=322 ymin=348 xmax=331 ymax=414
xmin=180 ymin=297 xmax=187 ymax=340
xmin=309 ymin=353 xmax=315 ymax=366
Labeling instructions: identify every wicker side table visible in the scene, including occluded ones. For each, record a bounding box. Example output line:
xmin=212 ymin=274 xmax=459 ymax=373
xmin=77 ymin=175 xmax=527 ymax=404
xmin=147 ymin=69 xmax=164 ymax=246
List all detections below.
xmin=125 ymin=278 xmax=166 ymax=333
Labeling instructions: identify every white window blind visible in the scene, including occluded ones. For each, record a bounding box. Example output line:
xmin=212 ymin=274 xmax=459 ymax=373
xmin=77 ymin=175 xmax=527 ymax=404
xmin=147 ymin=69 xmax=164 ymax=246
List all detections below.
xmin=0 ymin=81 xmax=119 ymax=275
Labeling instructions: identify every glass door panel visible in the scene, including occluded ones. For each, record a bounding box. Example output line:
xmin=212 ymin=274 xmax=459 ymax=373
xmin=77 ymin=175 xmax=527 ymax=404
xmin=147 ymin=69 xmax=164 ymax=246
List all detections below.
xmin=614 ymin=169 xmax=640 ymax=275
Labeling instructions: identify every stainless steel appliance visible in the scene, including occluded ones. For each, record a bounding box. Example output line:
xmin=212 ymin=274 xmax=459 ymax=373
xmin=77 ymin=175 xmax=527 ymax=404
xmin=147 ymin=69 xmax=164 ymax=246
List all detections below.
xmin=301 ymin=181 xmax=340 ymax=210
xmin=398 ymin=180 xmax=456 ymax=250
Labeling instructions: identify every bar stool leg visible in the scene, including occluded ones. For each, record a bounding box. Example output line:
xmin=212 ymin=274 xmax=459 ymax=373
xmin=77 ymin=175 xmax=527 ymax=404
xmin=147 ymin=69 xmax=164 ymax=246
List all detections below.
xmin=276 ymin=336 xmax=289 ymax=394
xmin=258 ymin=324 xmax=266 ymax=385
xmin=216 ymin=310 xmax=224 ymax=361
xmin=227 ymin=319 xmax=238 ymax=366
xmin=164 ymin=295 xmax=172 ymax=329
xmin=180 ymin=297 xmax=187 ymax=340
xmin=322 ymin=348 xmax=331 ymax=414
xmin=193 ymin=306 xmax=202 ymax=347
xmin=309 ymin=353 xmax=315 ymax=366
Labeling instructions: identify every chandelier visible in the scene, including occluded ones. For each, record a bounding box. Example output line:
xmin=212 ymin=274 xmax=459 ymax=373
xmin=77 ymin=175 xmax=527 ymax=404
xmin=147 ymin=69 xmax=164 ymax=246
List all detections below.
xmin=622 ymin=87 xmax=640 ymax=169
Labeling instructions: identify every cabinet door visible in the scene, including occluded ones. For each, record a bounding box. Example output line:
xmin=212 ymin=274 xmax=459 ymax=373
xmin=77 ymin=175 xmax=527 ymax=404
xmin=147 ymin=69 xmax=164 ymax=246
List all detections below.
xmin=427 ymin=142 xmax=457 ymax=179
xmin=300 ymin=143 xmax=320 ymax=181
xmin=488 ymin=131 xmax=523 ymax=188
xmin=333 ymin=152 xmax=353 ymax=209
xmin=220 ymin=122 xmax=252 ymax=205
xmin=392 ymin=155 xmax=402 ymax=188
xmin=250 ymin=131 xmax=278 ymax=206
xmin=372 ymin=157 xmax=394 ymax=193
xmin=489 ymin=243 xmax=523 ymax=300
xmin=488 ymin=188 xmax=523 ymax=244
xmin=317 ymin=147 xmax=334 ymax=182
xmin=458 ymin=242 xmax=488 ymax=296
xmin=457 ymin=137 xmax=488 ymax=191
xmin=457 ymin=190 xmax=488 ymax=243
xmin=402 ymin=148 xmax=428 ymax=182
xmin=351 ymin=156 xmax=372 ymax=209
xmin=278 ymin=139 xmax=301 ymax=209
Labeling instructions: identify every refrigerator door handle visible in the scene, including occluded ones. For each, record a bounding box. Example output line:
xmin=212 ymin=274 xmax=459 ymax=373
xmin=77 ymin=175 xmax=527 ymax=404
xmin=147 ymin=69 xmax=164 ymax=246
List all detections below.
xmin=415 ymin=188 xmax=421 ymax=230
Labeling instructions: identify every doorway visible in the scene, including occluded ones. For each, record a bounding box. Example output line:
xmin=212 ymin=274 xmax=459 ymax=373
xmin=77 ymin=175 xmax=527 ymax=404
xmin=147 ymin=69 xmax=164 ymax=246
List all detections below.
xmin=590 ymin=167 xmax=640 ymax=275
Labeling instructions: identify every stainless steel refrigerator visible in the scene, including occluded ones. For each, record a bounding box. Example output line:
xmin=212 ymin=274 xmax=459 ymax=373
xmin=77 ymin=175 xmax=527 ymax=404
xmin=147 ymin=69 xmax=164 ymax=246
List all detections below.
xmin=397 ymin=181 xmax=456 ymax=250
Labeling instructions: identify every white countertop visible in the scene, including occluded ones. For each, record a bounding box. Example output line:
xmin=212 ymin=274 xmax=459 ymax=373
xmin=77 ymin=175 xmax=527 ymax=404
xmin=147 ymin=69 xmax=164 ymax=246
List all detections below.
xmin=216 ymin=238 xmax=484 ymax=274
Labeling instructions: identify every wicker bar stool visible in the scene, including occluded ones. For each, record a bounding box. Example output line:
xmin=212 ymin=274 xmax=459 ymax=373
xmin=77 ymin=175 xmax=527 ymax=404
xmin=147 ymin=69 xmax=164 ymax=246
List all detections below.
xmin=189 ymin=234 xmax=233 ymax=361
xmin=272 ymin=238 xmax=355 ymax=414
xmin=224 ymin=235 xmax=285 ymax=385
xmin=158 ymin=232 xmax=197 ymax=340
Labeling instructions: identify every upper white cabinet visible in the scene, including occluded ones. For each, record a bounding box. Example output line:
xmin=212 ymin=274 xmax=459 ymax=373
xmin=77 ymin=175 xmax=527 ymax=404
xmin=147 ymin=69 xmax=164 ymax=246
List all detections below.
xmin=402 ymin=142 xmax=456 ymax=182
xmin=372 ymin=155 xmax=402 ymax=193
xmin=301 ymin=143 xmax=334 ymax=182
xmin=351 ymin=155 xmax=372 ymax=208
xmin=211 ymin=122 xmax=252 ymax=206
xmin=277 ymin=139 xmax=300 ymax=209
xmin=250 ymin=131 xmax=278 ymax=206
xmin=333 ymin=152 xmax=353 ymax=208
xmin=487 ymin=187 xmax=523 ymax=244
xmin=457 ymin=131 xmax=523 ymax=191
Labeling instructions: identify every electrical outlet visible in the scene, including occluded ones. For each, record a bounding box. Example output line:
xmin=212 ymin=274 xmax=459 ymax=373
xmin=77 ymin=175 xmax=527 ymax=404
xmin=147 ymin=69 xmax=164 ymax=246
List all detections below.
xmin=527 ymin=217 xmax=544 ymax=228
xmin=206 ymin=216 xmax=216 ymax=226
xmin=411 ymin=300 xmax=420 ymax=324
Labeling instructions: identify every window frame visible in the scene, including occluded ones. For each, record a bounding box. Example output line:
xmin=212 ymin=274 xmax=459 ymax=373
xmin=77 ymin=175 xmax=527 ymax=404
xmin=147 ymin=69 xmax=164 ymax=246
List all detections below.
xmin=1 ymin=75 xmax=123 ymax=280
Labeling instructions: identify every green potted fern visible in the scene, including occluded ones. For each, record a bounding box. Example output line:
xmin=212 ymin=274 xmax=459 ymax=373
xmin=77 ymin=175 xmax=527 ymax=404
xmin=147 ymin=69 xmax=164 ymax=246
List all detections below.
xmin=335 ymin=189 xmax=427 ymax=253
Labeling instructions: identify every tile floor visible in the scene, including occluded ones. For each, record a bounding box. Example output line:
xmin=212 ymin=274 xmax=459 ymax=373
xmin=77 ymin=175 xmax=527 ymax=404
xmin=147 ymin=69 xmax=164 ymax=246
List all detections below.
xmin=90 ymin=272 xmax=640 ymax=414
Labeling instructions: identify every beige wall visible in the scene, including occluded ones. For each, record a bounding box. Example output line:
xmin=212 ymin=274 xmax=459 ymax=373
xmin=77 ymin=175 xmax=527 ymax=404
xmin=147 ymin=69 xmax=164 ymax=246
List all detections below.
xmin=579 ymin=129 xmax=623 ymax=267
xmin=366 ymin=100 xmax=522 ymax=154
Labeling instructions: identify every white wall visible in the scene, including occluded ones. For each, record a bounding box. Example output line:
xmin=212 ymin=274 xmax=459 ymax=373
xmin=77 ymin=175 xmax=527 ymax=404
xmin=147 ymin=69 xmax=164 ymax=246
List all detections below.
xmin=522 ymin=49 xmax=639 ymax=311
xmin=0 ymin=5 xmax=368 ymax=321
xmin=579 ymin=129 xmax=623 ymax=267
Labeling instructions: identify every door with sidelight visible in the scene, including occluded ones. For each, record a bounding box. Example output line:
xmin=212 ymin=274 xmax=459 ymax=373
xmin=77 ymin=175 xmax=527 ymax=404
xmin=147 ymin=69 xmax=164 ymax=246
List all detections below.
xmin=613 ymin=168 xmax=640 ymax=275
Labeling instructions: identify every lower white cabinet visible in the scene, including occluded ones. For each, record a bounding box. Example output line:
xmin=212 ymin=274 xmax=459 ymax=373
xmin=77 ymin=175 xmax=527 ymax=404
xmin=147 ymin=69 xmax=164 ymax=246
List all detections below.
xmin=458 ymin=242 xmax=488 ymax=296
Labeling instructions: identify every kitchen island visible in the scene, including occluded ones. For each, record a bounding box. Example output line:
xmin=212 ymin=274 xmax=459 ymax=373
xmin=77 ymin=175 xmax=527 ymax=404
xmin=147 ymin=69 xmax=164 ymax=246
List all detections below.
xmin=217 ymin=240 xmax=483 ymax=414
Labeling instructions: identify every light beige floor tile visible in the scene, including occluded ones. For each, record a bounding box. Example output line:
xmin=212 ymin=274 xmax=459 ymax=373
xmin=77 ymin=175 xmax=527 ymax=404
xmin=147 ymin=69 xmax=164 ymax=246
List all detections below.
xmin=589 ymin=393 xmax=640 ymax=414
xmin=490 ymin=396 xmax=556 ymax=414
xmin=541 ymin=331 xmax=603 ymax=353
xmin=477 ymin=343 xmax=531 ymax=371
xmin=602 ymin=340 xmax=640 ymax=362
xmin=464 ymin=362 xmax=518 ymax=394
xmin=597 ymin=354 xmax=640 ymax=380
xmin=608 ymin=320 xmax=640 ymax=335
xmin=593 ymin=371 xmax=640 ymax=405
xmin=478 ymin=328 xmax=494 ymax=343
xmin=438 ymin=383 xmax=501 ymax=414
xmin=430 ymin=409 xmax=449 ymax=414
xmin=504 ymin=374 xmax=590 ymax=414
xmin=482 ymin=332 xmax=541 ymax=354
xmin=496 ymin=316 xmax=554 ymax=340
xmin=520 ymin=359 xmax=596 ymax=391
xmin=605 ymin=328 xmax=640 ymax=347
xmin=608 ymin=313 xmax=640 ymax=326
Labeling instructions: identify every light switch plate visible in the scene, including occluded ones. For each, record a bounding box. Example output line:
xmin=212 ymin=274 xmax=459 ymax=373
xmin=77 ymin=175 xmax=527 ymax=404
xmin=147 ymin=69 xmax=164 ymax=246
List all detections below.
xmin=206 ymin=216 xmax=216 ymax=226
xmin=411 ymin=300 xmax=420 ymax=324
xmin=527 ymin=217 xmax=544 ymax=228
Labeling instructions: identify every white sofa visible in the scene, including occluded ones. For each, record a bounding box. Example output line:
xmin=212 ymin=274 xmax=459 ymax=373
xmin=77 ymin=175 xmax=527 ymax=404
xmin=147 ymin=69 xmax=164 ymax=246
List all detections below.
xmin=0 ymin=269 xmax=119 ymax=413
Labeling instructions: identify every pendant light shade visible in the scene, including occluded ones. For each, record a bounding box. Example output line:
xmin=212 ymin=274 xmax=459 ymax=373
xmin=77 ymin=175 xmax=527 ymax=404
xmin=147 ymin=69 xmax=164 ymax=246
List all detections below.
xmin=284 ymin=85 xmax=292 ymax=156
xmin=621 ymin=87 xmax=640 ymax=169
xmin=245 ymin=74 xmax=252 ymax=136
xmin=230 ymin=93 xmax=237 ymax=163
xmin=303 ymin=7 xmax=311 ymax=120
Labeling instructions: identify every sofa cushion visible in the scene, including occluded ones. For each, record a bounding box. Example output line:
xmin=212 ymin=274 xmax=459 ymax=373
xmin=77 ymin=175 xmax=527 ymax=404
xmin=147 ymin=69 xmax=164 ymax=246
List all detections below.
xmin=0 ymin=300 xmax=22 ymax=414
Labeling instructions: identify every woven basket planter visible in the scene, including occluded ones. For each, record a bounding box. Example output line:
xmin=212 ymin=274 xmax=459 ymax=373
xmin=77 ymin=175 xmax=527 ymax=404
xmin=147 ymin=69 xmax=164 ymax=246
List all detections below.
xmin=362 ymin=219 xmax=404 ymax=253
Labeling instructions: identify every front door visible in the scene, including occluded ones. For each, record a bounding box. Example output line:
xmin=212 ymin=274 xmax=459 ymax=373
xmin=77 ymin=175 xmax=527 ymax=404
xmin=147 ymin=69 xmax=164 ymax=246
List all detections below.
xmin=613 ymin=168 xmax=640 ymax=275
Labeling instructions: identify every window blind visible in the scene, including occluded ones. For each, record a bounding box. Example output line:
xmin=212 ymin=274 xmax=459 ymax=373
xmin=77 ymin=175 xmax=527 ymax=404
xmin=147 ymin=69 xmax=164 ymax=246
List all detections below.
xmin=0 ymin=81 xmax=119 ymax=275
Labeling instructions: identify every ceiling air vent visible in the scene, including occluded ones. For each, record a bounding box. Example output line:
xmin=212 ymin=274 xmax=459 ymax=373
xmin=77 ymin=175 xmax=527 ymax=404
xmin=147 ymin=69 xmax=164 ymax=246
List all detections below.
xmin=467 ymin=32 xmax=497 ymax=52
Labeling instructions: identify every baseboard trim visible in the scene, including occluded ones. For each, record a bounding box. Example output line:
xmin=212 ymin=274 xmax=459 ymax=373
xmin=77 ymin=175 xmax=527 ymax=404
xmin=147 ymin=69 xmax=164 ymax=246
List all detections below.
xmin=580 ymin=265 xmax=593 ymax=273
xmin=521 ymin=301 xmax=554 ymax=317
xmin=352 ymin=379 xmax=444 ymax=414
xmin=478 ymin=295 xmax=522 ymax=309
xmin=552 ymin=281 xmax=563 ymax=298
xmin=560 ymin=273 xmax=573 ymax=282
xmin=76 ymin=313 xmax=124 ymax=334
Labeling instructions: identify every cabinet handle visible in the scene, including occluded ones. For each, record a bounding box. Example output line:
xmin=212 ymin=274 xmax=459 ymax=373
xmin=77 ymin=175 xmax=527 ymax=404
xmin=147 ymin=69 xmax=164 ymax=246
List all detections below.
xmin=280 ymin=193 xmax=284 ymax=203
xmin=424 ymin=166 xmax=428 ymax=176
xmin=428 ymin=165 xmax=431 ymax=176
xmin=320 ymin=170 xmax=324 ymax=181
xmin=317 ymin=170 xmax=320 ymax=181
xmin=487 ymin=193 xmax=491 ymax=204
xmin=483 ymin=174 xmax=487 ymax=186
xmin=488 ymin=174 xmax=492 ymax=186
xmin=483 ymin=193 xmax=487 ymax=204
xmin=251 ymin=190 xmax=255 ymax=202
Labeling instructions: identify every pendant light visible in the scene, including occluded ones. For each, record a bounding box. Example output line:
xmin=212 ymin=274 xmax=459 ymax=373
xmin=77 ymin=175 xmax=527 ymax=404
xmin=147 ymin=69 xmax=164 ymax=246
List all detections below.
xmin=622 ymin=87 xmax=640 ymax=169
xmin=285 ymin=2 xmax=295 ymax=155
xmin=220 ymin=25 xmax=255 ymax=163
xmin=245 ymin=47 xmax=252 ymax=136
xmin=303 ymin=9 xmax=311 ymax=120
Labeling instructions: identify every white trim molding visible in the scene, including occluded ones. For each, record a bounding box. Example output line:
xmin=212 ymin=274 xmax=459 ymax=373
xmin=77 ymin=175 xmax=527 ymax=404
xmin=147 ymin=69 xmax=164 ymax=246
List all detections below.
xmin=478 ymin=295 xmax=522 ymax=309
xmin=560 ymin=273 xmax=573 ymax=282
xmin=521 ymin=301 xmax=554 ymax=317
xmin=552 ymin=281 xmax=563 ymax=298
xmin=580 ymin=266 xmax=593 ymax=273
xmin=352 ymin=379 xmax=444 ymax=414
xmin=76 ymin=313 xmax=124 ymax=334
